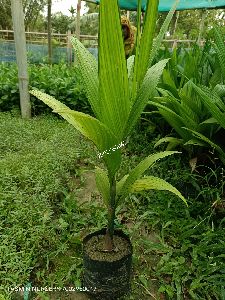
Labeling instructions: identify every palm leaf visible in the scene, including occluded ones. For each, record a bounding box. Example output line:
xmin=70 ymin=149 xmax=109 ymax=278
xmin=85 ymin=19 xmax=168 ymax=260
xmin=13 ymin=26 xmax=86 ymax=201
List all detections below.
xmin=154 ymin=137 xmax=184 ymax=150
xmin=192 ymin=83 xmax=225 ymax=129
xmin=71 ymin=37 xmax=99 ymax=118
xmin=183 ymin=127 xmax=225 ymax=164
xmin=213 ymin=27 xmax=225 ymax=81
xmin=132 ymin=0 xmax=159 ymax=98
xmin=99 ymin=0 xmax=130 ymax=140
xmin=148 ymin=0 xmax=179 ymax=67
xmin=131 ymin=176 xmax=187 ymax=205
xmin=117 ymin=151 xmax=179 ymax=203
xmin=184 ymin=139 xmax=207 ymax=147
xmin=116 ymin=174 xmax=128 ymax=197
xmin=125 ymin=59 xmax=169 ymax=136
xmin=213 ymin=84 xmax=225 ymax=98
xmin=95 ymin=167 xmax=110 ymax=207
xmin=30 ymin=90 xmax=121 ymax=176
xmin=128 ymin=0 xmax=177 ymax=91
xmin=149 ymin=101 xmax=192 ymax=141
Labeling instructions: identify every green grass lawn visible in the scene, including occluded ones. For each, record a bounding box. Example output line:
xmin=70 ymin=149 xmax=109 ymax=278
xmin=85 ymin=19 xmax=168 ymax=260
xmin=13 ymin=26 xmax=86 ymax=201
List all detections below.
xmin=0 ymin=112 xmax=225 ymax=300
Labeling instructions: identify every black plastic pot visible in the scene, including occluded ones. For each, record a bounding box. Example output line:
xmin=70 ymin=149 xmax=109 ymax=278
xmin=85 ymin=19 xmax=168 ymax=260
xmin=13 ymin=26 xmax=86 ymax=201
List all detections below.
xmin=82 ymin=228 xmax=133 ymax=299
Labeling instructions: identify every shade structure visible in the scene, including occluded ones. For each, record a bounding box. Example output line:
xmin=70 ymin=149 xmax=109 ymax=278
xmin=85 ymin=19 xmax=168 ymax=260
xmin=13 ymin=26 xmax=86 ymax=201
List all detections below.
xmin=94 ymin=0 xmax=225 ymax=11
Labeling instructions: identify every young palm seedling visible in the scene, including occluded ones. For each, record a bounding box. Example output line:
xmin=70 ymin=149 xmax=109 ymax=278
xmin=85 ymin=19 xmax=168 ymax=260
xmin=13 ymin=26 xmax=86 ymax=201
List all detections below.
xmin=30 ymin=0 xmax=186 ymax=298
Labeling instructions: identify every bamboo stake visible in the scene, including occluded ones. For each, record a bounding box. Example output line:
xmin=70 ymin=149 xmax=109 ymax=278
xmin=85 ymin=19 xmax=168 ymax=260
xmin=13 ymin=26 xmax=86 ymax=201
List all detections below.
xmin=76 ymin=0 xmax=81 ymax=40
xmin=47 ymin=0 xmax=52 ymax=64
xmin=198 ymin=9 xmax=207 ymax=46
xmin=11 ymin=0 xmax=31 ymax=119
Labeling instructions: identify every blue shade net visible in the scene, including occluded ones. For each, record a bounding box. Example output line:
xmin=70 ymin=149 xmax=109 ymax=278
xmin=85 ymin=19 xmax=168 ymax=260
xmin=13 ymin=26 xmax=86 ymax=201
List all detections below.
xmin=0 ymin=42 xmax=98 ymax=63
xmin=94 ymin=0 xmax=225 ymax=11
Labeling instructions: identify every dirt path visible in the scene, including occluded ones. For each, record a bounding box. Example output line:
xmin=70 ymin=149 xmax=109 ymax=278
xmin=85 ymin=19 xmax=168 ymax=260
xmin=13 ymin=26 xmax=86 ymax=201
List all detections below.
xmin=75 ymin=170 xmax=100 ymax=204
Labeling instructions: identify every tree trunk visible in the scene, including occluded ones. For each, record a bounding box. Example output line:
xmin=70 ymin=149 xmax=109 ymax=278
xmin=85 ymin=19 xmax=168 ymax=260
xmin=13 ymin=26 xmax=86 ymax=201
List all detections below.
xmin=47 ymin=0 xmax=52 ymax=64
xmin=11 ymin=0 xmax=31 ymax=119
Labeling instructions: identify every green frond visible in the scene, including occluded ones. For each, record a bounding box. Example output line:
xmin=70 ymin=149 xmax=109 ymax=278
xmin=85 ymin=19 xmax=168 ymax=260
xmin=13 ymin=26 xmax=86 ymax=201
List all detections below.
xmin=184 ymin=139 xmax=207 ymax=147
xmin=132 ymin=0 xmax=159 ymax=98
xmin=148 ymin=0 xmax=179 ymax=66
xmin=213 ymin=27 xmax=225 ymax=81
xmin=125 ymin=59 xmax=169 ymax=136
xmin=213 ymin=84 xmax=225 ymax=98
xmin=154 ymin=137 xmax=183 ymax=150
xmin=149 ymin=101 xmax=192 ymax=141
xmin=117 ymin=151 xmax=180 ymax=203
xmin=99 ymin=0 xmax=130 ymax=140
xmin=30 ymin=89 xmax=121 ymax=177
xmin=95 ymin=167 xmax=110 ymax=207
xmin=71 ymin=37 xmax=99 ymax=118
xmin=183 ymin=127 xmax=225 ymax=164
xmin=131 ymin=176 xmax=187 ymax=205
xmin=116 ymin=174 xmax=128 ymax=199
xmin=192 ymin=83 xmax=225 ymax=129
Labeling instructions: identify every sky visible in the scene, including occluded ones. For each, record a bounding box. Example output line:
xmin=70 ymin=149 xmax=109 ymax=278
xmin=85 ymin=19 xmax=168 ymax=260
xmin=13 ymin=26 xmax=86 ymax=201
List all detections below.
xmin=51 ymin=0 xmax=87 ymax=16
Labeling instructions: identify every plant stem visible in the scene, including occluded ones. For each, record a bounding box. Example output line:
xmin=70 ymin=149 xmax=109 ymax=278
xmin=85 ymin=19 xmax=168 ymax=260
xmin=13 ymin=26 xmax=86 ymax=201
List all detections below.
xmin=104 ymin=176 xmax=116 ymax=251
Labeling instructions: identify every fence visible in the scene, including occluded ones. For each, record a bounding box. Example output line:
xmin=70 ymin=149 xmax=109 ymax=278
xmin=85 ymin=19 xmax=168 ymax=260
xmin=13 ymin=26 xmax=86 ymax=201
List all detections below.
xmin=0 ymin=30 xmax=98 ymax=64
xmin=0 ymin=29 xmax=202 ymax=64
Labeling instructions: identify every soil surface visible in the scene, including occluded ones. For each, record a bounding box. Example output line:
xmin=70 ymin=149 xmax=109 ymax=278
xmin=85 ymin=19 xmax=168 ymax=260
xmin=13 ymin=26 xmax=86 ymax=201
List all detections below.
xmin=84 ymin=234 xmax=132 ymax=261
xmin=76 ymin=170 xmax=100 ymax=203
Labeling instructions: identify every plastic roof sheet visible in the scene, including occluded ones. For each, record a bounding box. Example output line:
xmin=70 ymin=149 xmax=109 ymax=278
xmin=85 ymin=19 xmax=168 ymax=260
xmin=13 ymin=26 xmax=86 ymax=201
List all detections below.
xmin=94 ymin=0 xmax=225 ymax=11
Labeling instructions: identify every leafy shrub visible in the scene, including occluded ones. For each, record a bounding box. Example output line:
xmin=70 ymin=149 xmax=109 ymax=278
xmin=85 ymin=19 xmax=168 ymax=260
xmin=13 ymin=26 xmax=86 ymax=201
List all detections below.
xmin=0 ymin=63 xmax=90 ymax=115
xmin=121 ymin=139 xmax=225 ymax=299
xmin=146 ymin=28 xmax=225 ymax=165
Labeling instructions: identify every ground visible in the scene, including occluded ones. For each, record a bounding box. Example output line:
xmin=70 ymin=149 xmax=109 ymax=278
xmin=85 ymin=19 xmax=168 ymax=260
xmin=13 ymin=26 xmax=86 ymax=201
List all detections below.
xmin=1 ymin=112 xmax=224 ymax=300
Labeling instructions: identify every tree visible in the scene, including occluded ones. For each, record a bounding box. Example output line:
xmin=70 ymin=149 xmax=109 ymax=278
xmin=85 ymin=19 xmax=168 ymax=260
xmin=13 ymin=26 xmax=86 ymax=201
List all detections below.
xmin=167 ymin=8 xmax=225 ymax=39
xmin=23 ymin=0 xmax=47 ymax=30
xmin=50 ymin=13 xmax=73 ymax=33
xmin=0 ymin=1 xmax=11 ymax=29
xmin=68 ymin=5 xmax=76 ymax=17
xmin=84 ymin=2 xmax=99 ymax=14
xmin=0 ymin=0 xmax=47 ymax=30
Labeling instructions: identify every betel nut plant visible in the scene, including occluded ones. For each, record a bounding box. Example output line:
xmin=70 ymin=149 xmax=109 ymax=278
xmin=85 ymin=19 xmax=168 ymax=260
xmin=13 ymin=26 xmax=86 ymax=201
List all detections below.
xmin=30 ymin=0 xmax=186 ymax=297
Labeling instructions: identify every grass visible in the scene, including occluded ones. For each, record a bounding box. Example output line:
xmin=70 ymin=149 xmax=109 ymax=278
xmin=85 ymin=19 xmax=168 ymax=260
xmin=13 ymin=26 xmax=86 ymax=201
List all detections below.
xmin=0 ymin=113 xmax=225 ymax=300
xmin=0 ymin=112 xmax=104 ymax=299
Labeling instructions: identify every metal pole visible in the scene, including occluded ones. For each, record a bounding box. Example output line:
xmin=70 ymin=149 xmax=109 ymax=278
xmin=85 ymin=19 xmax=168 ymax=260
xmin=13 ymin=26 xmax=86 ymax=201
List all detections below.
xmin=11 ymin=0 xmax=31 ymax=119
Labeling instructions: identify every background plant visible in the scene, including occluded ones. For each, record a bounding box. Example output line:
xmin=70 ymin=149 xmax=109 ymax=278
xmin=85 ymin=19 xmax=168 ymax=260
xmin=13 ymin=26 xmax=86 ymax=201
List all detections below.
xmin=0 ymin=63 xmax=89 ymax=115
xmin=145 ymin=27 xmax=225 ymax=165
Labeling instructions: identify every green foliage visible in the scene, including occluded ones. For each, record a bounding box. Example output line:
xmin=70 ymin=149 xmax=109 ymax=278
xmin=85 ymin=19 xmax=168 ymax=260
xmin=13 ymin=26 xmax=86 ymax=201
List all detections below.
xmin=0 ymin=0 xmax=47 ymax=31
xmin=148 ymin=28 xmax=225 ymax=164
xmin=212 ymin=27 xmax=225 ymax=83
xmin=50 ymin=12 xmax=73 ymax=34
xmin=0 ymin=113 xmax=105 ymax=298
xmin=31 ymin=0 xmax=186 ymax=245
xmin=160 ymin=8 xmax=225 ymax=40
xmin=1 ymin=113 xmax=224 ymax=299
xmin=0 ymin=63 xmax=89 ymax=115
xmin=118 ymin=134 xmax=225 ymax=299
